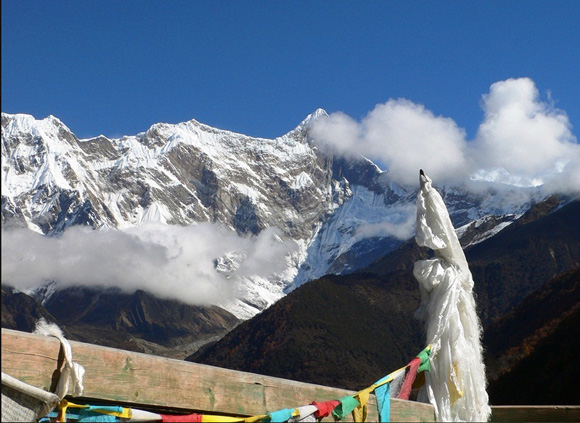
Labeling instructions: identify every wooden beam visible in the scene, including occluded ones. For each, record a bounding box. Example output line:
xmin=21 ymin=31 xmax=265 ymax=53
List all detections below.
xmin=490 ymin=405 xmax=580 ymax=422
xmin=2 ymin=329 xmax=435 ymax=422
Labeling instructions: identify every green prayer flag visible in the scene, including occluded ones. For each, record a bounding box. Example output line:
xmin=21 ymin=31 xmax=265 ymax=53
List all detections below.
xmin=416 ymin=347 xmax=431 ymax=373
xmin=331 ymin=395 xmax=360 ymax=420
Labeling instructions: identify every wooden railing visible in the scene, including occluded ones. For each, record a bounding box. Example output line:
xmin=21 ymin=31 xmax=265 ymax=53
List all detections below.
xmin=490 ymin=406 xmax=580 ymax=422
xmin=1 ymin=329 xmax=435 ymax=422
xmin=3 ymin=329 xmax=578 ymax=422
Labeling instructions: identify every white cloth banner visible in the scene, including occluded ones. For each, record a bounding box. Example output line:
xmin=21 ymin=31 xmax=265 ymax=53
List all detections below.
xmin=414 ymin=170 xmax=491 ymax=422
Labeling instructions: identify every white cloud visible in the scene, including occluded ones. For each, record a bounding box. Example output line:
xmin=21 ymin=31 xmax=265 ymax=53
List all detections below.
xmin=354 ymin=203 xmax=416 ymax=241
xmin=1 ymin=223 xmax=297 ymax=306
xmin=309 ymin=111 xmax=361 ymax=158
xmin=311 ymin=99 xmax=470 ymax=187
xmin=471 ymin=78 xmax=579 ymax=189
xmin=311 ymin=78 xmax=580 ymax=195
xmin=235 ymin=227 xmax=296 ymax=278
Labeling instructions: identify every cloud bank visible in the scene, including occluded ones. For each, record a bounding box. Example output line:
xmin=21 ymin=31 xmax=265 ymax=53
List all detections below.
xmin=354 ymin=203 xmax=417 ymax=241
xmin=311 ymin=77 xmax=580 ymax=194
xmin=1 ymin=223 xmax=297 ymax=305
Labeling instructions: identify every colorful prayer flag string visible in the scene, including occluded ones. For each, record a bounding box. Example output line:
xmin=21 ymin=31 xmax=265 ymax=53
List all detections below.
xmin=41 ymin=345 xmax=432 ymax=423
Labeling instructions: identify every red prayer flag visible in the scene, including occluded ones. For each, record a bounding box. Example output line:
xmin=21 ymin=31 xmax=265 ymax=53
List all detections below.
xmin=397 ymin=357 xmax=421 ymax=400
xmin=160 ymin=413 xmax=203 ymax=422
xmin=311 ymin=399 xmax=340 ymax=419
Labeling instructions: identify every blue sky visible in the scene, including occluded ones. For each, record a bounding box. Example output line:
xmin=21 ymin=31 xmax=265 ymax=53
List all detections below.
xmin=2 ymin=1 xmax=580 ymax=142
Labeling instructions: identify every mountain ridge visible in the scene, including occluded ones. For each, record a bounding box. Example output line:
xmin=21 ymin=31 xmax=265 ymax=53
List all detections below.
xmin=1 ymin=285 xmax=240 ymax=359
xmin=2 ymin=111 xmax=551 ymax=319
xmin=2 ymin=110 xmax=577 ymax=406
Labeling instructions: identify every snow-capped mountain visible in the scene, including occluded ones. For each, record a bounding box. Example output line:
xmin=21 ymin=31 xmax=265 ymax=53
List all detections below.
xmin=1 ymin=111 xmax=548 ymax=319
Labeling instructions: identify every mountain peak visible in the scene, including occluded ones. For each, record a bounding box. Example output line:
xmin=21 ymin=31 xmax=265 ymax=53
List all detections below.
xmin=304 ymin=108 xmax=328 ymax=124
xmin=291 ymin=109 xmax=328 ymax=133
xmin=1 ymin=112 xmax=73 ymax=140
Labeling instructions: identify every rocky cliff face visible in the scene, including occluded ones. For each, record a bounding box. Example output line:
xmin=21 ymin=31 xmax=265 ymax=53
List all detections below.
xmin=1 ymin=111 xmax=341 ymax=237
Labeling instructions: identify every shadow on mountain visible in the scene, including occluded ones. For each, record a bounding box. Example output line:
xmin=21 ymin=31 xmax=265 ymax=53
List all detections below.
xmin=467 ymin=197 xmax=580 ymax=326
xmin=189 ymin=246 xmax=427 ymax=391
xmin=2 ymin=285 xmax=63 ymax=334
xmin=484 ymin=267 xmax=580 ymax=405
xmin=1 ymin=286 xmax=240 ymax=360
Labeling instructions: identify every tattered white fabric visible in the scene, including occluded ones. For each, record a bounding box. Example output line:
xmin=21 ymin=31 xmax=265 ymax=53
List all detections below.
xmin=289 ymin=405 xmax=318 ymax=422
xmin=33 ymin=318 xmax=85 ymax=399
xmin=385 ymin=366 xmax=406 ymax=399
xmin=128 ymin=408 xmax=165 ymax=421
xmin=414 ymin=171 xmax=491 ymax=422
